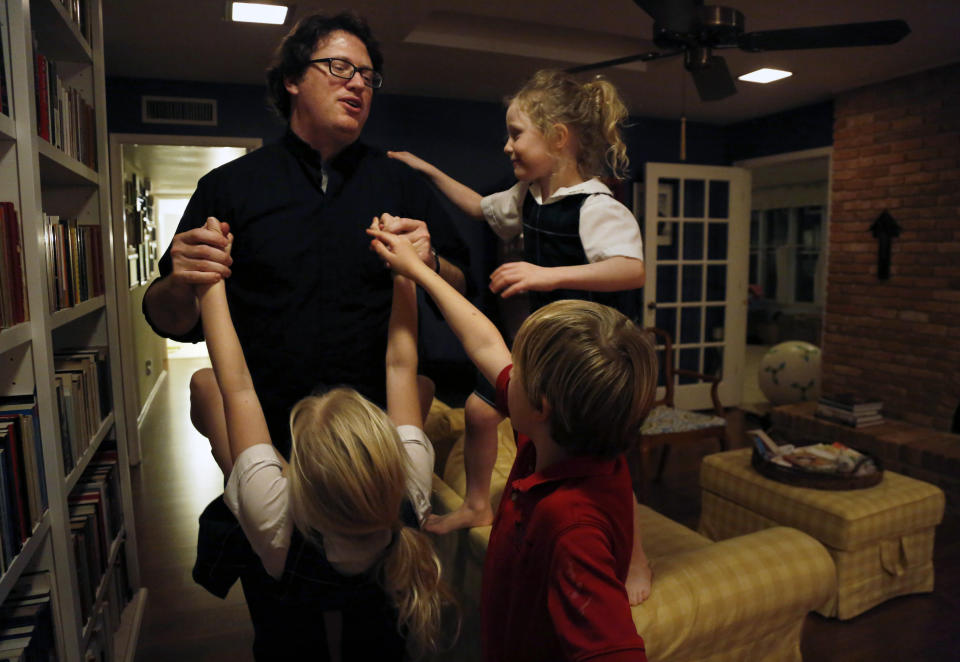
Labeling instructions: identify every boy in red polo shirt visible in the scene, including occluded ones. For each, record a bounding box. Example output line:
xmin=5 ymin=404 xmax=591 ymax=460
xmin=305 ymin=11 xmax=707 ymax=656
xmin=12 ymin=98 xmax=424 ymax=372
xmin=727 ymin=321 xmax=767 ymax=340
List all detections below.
xmin=370 ymin=218 xmax=656 ymax=662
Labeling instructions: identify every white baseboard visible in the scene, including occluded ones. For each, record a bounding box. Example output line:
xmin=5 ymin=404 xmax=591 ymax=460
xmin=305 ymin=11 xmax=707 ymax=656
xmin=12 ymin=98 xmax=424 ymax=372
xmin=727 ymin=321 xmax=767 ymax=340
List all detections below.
xmin=137 ymin=369 xmax=168 ymax=429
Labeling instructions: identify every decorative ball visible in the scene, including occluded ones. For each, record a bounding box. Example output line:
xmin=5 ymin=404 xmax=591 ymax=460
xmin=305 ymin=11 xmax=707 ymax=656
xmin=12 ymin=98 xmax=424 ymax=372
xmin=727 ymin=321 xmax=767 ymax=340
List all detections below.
xmin=758 ymin=341 xmax=822 ymax=405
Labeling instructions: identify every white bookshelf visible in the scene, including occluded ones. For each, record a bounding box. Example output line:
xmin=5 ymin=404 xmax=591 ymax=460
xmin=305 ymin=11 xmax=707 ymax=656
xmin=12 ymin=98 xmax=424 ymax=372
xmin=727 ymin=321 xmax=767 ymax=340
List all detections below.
xmin=0 ymin=1 xmax=144 ymax=661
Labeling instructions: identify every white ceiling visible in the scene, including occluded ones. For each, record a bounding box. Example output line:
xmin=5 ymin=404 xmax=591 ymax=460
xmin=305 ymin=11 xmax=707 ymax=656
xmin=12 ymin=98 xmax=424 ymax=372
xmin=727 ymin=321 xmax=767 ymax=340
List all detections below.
xmin=122 ymin=144 xmax=250 ymax=198
xmin=102 ymin=0 xmax=960 ymax=125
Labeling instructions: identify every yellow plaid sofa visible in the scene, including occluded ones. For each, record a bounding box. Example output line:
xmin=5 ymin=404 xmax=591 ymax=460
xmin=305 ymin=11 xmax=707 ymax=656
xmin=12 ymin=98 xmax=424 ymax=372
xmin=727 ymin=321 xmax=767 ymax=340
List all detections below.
xmin=699 ymin=448 xmax=945 ymax=620
xmin=424 ymin=401 xmax=837 ymax=662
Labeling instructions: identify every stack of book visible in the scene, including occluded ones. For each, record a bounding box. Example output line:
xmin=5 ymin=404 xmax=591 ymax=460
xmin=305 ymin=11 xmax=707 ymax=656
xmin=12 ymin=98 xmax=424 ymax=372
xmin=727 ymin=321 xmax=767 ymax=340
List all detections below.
xmin=815 ymin=393 xmax=884 ymax=428
xmin=0 ymin=571 xmax=57 ymax=661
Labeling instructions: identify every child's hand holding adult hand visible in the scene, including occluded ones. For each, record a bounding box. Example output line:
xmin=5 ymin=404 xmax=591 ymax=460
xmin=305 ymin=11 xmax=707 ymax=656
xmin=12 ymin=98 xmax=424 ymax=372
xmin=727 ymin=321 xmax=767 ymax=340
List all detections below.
xmin=367 ymin=219 xmax=426 ymax=280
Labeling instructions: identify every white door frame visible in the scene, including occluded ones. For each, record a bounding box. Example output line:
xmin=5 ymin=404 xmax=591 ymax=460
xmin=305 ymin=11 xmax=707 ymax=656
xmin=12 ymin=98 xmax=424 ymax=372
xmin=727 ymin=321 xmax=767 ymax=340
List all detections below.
xmin=641 ymin=162 xmax=751 ymax=411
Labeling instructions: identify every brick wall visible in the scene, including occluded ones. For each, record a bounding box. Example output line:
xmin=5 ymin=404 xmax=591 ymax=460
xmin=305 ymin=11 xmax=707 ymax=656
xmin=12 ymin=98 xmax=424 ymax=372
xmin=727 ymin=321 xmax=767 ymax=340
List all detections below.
xmin=825 ymin=62 xmax=960 ymax=431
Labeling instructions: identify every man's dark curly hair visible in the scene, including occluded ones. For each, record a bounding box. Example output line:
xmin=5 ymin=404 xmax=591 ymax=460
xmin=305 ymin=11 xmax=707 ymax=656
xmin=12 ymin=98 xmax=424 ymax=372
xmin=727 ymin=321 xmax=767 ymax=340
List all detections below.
xmin=266 ymin=12 xmax=383 ymax=120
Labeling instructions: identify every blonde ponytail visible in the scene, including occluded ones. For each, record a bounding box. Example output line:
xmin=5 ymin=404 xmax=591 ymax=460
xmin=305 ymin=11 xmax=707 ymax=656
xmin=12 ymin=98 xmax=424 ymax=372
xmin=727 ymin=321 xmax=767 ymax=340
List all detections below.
xmin=584 ymin=77 xmax=630 ymax=180
xmin=287 ymin=388 xmax=457 ymax=658
xmin=380 ymin=527 xmax=458 ymax=658
xmin=510 ymin=69 xmax=631 ymax=181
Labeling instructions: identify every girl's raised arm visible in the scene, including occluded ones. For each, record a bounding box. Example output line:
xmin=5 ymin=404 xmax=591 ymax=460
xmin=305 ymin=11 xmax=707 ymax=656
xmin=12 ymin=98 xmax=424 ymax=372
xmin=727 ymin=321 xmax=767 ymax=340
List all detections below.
xmin=197 ymin=218 xmax=273 ymax=464
xmin=385 ymin=269 xmax=422 ymax=428
xmin=370 ymin=223 xmax=511 ymax=389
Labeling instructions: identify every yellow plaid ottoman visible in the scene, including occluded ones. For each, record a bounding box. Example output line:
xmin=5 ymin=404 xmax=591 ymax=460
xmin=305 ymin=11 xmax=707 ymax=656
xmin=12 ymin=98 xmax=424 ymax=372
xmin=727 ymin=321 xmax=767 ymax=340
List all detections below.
xmin=698 ymin=448 xmax=945 ymax=619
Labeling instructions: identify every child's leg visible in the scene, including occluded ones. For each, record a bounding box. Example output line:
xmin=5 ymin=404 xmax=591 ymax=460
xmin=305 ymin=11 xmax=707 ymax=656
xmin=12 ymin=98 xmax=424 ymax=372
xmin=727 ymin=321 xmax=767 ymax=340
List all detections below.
xmin=626 ymin=497 xmax=653 ymax=605
xmin=425 ymin=391 xmax=501 ymax=534
xmin=189 ymin=367 xmax=233 ymax=476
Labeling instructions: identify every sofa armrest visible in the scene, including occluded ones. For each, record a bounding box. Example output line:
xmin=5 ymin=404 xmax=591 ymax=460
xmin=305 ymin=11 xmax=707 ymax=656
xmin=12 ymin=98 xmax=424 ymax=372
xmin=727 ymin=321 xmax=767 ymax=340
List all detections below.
xmin=634 ymin=526 xmax=836 ymax=662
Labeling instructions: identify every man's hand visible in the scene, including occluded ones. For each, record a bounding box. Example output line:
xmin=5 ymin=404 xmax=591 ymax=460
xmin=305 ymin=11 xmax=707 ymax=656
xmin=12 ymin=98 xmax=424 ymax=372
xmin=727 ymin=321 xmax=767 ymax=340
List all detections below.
xmin=367 ymin=224 xmax=431 ymax=282
xmin=489 ymin=261 xmax=555 ymax=298
xmin=169 ymin=217 xmax=234 ymax=287
xmin=379 ymin=213 xmax=435 ymax=270
xmin=194 ymin=218 xmax=233 ymax=299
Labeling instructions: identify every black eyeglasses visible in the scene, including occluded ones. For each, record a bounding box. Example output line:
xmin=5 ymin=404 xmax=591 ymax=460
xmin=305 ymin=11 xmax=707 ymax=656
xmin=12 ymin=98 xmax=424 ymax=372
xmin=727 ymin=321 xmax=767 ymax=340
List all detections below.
xmin=309 ymin=58 xmax=383 ymax=89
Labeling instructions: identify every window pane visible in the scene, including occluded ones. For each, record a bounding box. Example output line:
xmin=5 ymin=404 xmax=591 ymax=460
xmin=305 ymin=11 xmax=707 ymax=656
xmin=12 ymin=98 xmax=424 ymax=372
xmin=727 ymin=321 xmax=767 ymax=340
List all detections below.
xmin=765 ymin=209 xmax=790 ymax=245
xmin=749 ymin=252 xmax=758 ymax=284
xmin=655 ymin=307 xmax=677 ymax=341
xmin=706 ymin=264 xmax=726 ymax=301
xmin=657 ymin=265 xmax=678 ymax=302
xmin=707 ymin=223 xmax=728 ymax=260
xmin=683 ymin=179 xmax=705 ymax=218
xmin=709 ymin=180 xmax=730 ymax=219
xmin=656 ymin=348 xmax=668 ymax=388
xmin=797 ymin=206 xmax=822 ymax=248
xmin=680 ymin=307 xmax=701 ymax=344
xmin=678 ymin=348 xmax=701 ymax=384
xmin=750 ymin=211 xmax=760 ymax=246
xmin=704 ymin=346 xmax=724 ymax=378
xmin=657 ymin=221 xmax=678 ymax=260
xmin=683 ymin=222 xmax=704 ymax=260
xmin=705 ymin=306 xmax=725 ymax=342
xmin=795 ymin=251 xmax=818 ymax=302
xmin=763 ymin=249 xmax=777 ymax=298
xmin=681 ymin=265 xmax=703 ymax=302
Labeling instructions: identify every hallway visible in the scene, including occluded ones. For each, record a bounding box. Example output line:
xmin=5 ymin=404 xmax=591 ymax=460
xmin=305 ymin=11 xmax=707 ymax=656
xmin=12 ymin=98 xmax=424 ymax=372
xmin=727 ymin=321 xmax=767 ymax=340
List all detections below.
xmin=131 ymin=357 xmax=253 ymax=661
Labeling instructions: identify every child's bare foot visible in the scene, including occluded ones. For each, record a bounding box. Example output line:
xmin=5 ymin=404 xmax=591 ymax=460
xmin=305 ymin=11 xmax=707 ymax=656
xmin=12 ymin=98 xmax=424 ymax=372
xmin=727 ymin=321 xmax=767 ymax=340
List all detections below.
xmin=626 ymin=560 xmax=652 ymax=605
xmin=425 ymin=503 xmax=494 ymax=534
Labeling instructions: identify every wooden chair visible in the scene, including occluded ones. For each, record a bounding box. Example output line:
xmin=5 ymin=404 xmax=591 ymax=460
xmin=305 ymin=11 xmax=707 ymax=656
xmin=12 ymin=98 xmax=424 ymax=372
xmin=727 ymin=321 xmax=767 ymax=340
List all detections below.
xmin=629 ymin=327 xmax=728 ymax=502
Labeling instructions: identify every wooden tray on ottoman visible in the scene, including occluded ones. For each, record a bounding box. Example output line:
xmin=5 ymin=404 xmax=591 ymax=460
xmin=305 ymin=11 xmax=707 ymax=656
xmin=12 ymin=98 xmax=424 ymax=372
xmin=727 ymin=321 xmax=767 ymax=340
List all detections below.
xmin=751 ymin=446 xmax=883 ymax=490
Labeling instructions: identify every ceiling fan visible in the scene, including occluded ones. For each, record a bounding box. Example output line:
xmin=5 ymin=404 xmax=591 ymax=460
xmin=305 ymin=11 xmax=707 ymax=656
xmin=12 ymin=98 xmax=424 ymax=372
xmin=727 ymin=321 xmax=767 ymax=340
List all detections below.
xmin=567 ymin=0 xmax=910 ymax=101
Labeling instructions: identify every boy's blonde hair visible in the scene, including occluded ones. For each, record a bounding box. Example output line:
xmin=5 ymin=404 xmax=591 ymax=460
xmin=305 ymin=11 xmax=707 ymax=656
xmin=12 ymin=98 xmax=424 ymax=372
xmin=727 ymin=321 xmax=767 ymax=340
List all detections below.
xmin=511 ymin=300 xmax=656 ymax=458
xmin=287 ymin=388 xmax=453 ymax=658
xmin=510 ymin=69 xmax=630 ymax=180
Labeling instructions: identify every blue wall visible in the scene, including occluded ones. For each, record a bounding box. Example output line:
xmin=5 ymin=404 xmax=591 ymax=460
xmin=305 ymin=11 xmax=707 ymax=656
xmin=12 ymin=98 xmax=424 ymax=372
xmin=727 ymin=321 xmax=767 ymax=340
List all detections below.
xmin=107 ymin=77 xmax=833 ymax=373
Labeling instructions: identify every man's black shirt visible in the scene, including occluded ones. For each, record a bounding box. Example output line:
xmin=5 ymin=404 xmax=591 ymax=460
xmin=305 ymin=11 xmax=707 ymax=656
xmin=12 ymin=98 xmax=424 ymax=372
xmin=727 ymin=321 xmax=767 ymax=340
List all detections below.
xmin=146 ymin=131 xmax=470 ymax=456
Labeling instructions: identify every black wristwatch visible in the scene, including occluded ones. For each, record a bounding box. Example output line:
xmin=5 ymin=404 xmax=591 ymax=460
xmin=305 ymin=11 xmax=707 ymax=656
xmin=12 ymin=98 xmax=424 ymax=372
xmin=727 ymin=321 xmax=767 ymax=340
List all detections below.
xmin=432 ymin=246 xmax=440 ymax=273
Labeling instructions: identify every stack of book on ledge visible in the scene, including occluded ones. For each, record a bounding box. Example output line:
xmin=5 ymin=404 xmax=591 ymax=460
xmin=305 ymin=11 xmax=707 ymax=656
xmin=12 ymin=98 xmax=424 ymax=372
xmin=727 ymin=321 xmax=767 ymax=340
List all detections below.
xmin=815 ymin=393 xmax=884 ymax=428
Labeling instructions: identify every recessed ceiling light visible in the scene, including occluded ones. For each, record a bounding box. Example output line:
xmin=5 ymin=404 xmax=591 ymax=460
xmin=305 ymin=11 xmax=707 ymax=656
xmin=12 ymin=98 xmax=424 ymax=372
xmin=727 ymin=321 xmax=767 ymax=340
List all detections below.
xmin=229 ymin=2 xmax=289 ymax=25
xmin=738 ymin=68 xmax=793 ymax=84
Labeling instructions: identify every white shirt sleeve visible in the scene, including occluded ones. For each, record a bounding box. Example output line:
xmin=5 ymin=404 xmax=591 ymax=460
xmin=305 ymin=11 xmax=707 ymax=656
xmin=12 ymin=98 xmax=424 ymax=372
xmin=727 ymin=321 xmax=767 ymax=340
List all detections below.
xmin=578 ymin=193 xmax=645 ymax=263
xmin=480 ymin=182 xmax=528 ymax=241
xmin=224 ymin=444 xmax=292 ymax=580
xmin=396 ymin=424 xmax=435 ymax=527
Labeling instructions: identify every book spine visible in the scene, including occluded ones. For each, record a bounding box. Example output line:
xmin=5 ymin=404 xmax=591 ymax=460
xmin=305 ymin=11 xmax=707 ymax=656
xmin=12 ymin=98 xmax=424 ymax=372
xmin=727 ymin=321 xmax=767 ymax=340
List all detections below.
xmin=35 ymin=53 xmax=49 ymax=141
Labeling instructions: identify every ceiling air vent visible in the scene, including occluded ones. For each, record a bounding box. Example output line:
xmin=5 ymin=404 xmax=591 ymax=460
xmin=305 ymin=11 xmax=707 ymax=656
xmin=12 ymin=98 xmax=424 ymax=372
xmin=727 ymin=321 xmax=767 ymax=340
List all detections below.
xmin=141 ymin=96 xmax=218 ymax=126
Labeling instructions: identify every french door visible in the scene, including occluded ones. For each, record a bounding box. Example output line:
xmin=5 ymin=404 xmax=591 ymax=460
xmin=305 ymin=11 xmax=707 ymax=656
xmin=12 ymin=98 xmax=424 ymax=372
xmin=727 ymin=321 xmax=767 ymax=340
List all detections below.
xmin=641 ymin=163 xmax=751 ymax=410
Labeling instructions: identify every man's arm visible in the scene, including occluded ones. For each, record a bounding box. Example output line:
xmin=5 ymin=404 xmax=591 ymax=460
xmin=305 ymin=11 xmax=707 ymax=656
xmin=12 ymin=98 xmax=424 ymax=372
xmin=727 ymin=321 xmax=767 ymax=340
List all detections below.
xmin=143 ymin=219 xmax=233 ymax=337
xmin=368 ymin=225 xmax=509 ymax=389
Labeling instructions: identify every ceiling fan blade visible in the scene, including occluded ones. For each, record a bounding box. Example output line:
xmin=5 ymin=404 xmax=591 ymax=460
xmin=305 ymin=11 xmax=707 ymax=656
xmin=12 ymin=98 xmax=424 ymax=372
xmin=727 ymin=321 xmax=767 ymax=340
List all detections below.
xmin=738 ymin=20 xmax=910 ymax=52
xmin=689 ymin=55 xmax=736 ymax=101
xmin=633 ymin=0 xmax=702 ymax=33
xmin=565 ymin=49 xmax=682 ymax=75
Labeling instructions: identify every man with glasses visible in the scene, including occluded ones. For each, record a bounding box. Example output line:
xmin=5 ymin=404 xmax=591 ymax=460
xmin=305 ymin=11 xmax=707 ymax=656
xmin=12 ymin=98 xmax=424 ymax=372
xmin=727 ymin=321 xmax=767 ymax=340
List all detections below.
xmin=145 ymin=12 xmax=470 ymax=661
xmin=144 ymin=12 xmax=470 ymax=459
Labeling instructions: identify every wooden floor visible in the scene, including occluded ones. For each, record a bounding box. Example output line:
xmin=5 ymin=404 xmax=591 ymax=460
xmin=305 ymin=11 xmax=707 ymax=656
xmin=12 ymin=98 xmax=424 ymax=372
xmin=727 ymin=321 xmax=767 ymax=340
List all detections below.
xmin=132 ymin=358 xmax=960 ymax=661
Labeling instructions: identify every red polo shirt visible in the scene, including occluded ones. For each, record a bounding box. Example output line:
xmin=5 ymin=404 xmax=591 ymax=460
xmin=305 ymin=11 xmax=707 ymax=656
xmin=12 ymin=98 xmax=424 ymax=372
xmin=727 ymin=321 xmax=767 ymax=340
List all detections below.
xmin=481 ymin=366 xmax=646 ymax=662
